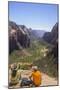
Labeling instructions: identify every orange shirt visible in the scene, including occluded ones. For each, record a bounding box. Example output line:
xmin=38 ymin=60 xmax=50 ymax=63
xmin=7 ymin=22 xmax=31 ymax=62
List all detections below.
xmin=31 ymin=70 xmax=42 ymax=86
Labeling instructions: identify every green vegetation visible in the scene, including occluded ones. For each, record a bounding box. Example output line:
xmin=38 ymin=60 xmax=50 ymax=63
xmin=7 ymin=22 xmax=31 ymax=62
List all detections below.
xmin=33 ymin=54 xmax=58 ymax=78
xmin=9 ymin=40 xmax=46 ymax=64
xmin=9 ymin=40 xmax=58 ymax=78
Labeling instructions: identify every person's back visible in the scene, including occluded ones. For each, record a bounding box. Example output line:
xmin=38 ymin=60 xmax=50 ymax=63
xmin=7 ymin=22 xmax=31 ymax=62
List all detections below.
xmin=30 ymin=66 xmax=42 ymax=87
xmin=10 ymin=64 xmax=20 ymax=86
xmin=32 ymin=70 xmax=41 ymax=86
xmin=10 ymin=69 xmax=19 ymax=85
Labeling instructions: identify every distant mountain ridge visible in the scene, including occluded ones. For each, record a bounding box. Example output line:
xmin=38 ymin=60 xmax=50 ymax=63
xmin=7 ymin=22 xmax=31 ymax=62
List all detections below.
xmin=31 ymin=30 xmax=46 ymax=38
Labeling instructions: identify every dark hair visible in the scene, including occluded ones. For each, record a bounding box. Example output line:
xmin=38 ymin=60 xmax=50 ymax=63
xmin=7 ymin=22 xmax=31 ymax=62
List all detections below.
xmin=11 ymin=69 xmax=17 ymax=77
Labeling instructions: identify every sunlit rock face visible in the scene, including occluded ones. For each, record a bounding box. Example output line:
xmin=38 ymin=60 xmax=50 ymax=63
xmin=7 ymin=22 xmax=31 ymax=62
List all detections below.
xmin=9 ymin=21 xmax=31 ymax=53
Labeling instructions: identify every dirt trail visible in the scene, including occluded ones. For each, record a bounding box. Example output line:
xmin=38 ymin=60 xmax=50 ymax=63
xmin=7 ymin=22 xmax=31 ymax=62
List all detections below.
xmin=41 ymin=73 xmax=57 ymax=86
xmin=9 ymin=69 xmax=58 ymax=88
xmin=20 ymin=70 xmax=58 ymax=86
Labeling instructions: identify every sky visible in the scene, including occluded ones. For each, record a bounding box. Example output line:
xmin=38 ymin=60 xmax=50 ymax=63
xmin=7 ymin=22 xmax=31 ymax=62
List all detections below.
xmin=9 ymin=2 xmax=58 ymax=31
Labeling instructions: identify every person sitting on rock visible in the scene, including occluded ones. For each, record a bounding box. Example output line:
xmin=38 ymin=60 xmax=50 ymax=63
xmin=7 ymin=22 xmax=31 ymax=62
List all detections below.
xmin=29 ymin=66 xmax=42 ymax=87
xmin=9 ymin=63 xmax=21 ymax=86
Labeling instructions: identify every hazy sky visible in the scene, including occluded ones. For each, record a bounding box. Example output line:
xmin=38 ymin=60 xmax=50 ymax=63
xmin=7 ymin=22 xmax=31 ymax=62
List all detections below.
xmin=9 ymin=2 xmax=58 ymax=31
